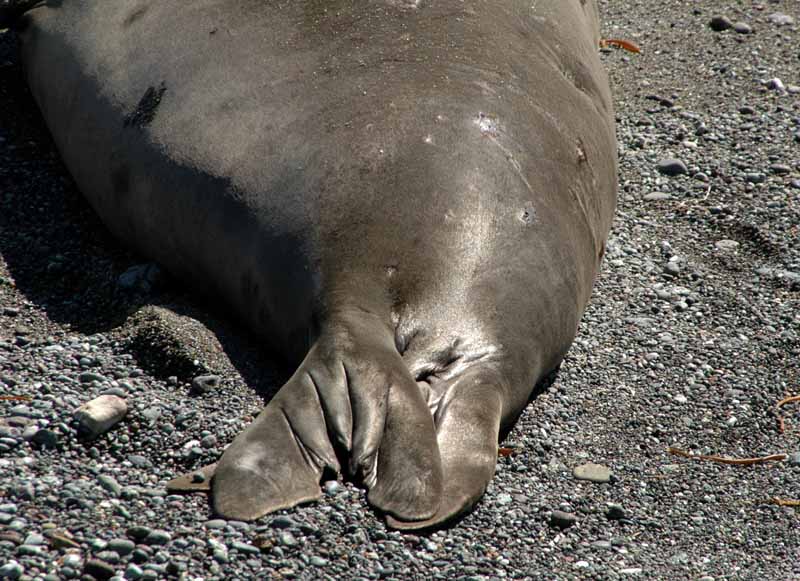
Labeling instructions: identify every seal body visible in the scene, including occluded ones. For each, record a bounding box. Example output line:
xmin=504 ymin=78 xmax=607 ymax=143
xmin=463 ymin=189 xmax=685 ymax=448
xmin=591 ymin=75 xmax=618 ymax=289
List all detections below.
xmin=19 ymin=0 xmax=616 ymax=528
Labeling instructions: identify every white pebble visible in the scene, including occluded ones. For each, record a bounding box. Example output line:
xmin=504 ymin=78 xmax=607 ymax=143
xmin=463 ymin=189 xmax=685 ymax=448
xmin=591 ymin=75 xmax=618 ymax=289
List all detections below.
xmin=74 ymin=395 xmax=128 ymax=438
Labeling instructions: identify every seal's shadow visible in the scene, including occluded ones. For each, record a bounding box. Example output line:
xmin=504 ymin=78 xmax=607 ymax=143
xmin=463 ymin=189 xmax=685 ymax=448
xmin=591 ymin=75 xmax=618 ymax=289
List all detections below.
xmin=0 ymin=30 xmax=289 ymax=402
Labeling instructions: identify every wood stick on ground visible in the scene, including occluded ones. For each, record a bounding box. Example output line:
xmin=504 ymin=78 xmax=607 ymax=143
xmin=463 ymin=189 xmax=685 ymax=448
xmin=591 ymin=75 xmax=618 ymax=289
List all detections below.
xmin=775 ymin=394 xmax=800 ymax=433
xmin=0 ymin=395 xmax=32 ymax=401
xmin=667 ymin=447 xmax=788 ymax=465
xmin=600 ymin=38 xmax=642 ymax=53
xmin=763 ymin=497 xmax=800 ymax=508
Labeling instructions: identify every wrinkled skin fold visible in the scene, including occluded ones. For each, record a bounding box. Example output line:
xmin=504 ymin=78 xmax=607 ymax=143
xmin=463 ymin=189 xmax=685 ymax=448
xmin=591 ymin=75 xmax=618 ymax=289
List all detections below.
xmin=18 ymin=0 xmax=617 ymax=529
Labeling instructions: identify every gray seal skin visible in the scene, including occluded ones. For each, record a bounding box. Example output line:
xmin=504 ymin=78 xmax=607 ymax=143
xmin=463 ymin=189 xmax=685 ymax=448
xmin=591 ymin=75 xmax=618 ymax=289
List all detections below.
xmin=18 ymin=0 xmax=617 ymax=529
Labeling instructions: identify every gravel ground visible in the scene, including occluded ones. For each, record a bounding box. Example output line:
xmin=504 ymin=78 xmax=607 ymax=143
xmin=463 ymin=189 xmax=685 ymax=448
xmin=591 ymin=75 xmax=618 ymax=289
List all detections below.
xmin=1 ymin=1 xmax=799 ymax=579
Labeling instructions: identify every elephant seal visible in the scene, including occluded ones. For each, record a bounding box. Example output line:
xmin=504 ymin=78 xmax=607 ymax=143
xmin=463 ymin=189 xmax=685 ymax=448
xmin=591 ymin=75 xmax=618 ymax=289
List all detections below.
xmin=16 ymin=0 xmax=617 ymax=529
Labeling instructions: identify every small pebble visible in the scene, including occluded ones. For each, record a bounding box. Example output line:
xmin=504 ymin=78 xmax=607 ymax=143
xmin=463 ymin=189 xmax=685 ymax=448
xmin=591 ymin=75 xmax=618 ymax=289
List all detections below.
xmin=124 ymin=564 xmax=144 ymax=580
xmin=606 ymin=504 xmax=627 ymax=520
xmin=74 ymin=395 xmax=128 ymax=438
xmin=279 ymin=532 xmax=298 ymax=547
xmin=715 ymin=240 xmax=739 ymax=251
xmin=143 ymin=530 xmax=171 ymax=546
xmin=664 ymin=262 xmax=681 ymax=277
xmin=550 ymin=511 xmax=578 ymax=529
xmin=22 ymin=533 xmax=44 ymax=545
xmin=16 ymin=544 xmax=45 ymax=556
xmin=231 ymin=541 xmax=260 ymax=555
xmin=573 ymin=463 xmax=613 ymax=483
xmin=84 ymin=559 xmax=116 ymax=580
xmin=708 ymin=16 xmax=733 ymax=31
xmin=108 ymin=538 xmax=136 ymax=556
xmin=656 ymin=158 xmax=688 ymax=176
xmin=126 ymin=526 xmax=152 ymax=541
xmin=0 ymin=560 xmax=23 ymax=580
xmin=98 ymin=474 xmax=123 ymax=496
xmin=190 ymin=374 xmax=220 ymax=395
xmin=31 ymin=429 xmax=59 ymax=449
xmin=767 ymin=13 xmax=794 ymax=26
xmin=323 ymin=480 xmax=341 ymax=496
xmin=271 ymin=516 xmax=297 ymax=529
xmin=766 ymin=78 xmax=785 ymax=92
xmin=79 ymin=371 xmax=107 ymax=384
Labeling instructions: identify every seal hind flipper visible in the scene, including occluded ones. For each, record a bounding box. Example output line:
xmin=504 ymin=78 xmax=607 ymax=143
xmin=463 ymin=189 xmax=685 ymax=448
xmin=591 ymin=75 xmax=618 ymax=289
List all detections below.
xmin=187 ymin=312 xmax=443 ymax=522
xmin=386 ymin=366 xmax=505 ymax=530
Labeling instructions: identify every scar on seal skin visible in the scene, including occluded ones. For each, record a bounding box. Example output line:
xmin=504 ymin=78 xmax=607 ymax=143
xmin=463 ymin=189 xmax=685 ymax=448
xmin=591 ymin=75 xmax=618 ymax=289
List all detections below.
xmin=18 ymin=0 xmax=617 ymax=529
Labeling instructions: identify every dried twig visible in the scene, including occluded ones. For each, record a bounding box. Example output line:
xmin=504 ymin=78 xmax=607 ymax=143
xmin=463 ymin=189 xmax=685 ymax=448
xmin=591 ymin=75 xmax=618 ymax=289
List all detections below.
xmin=776 ymin=395 xmax=800 ymax=433
xmin=0 ymin=395 xmax=31 ymax=401
xmin=763 ymin=497 xmax=800 ymax=508
xmin=600 ymin=38 xmax=642 ymax=54
xmin=667 ymin=447 xmax=787 ymax=465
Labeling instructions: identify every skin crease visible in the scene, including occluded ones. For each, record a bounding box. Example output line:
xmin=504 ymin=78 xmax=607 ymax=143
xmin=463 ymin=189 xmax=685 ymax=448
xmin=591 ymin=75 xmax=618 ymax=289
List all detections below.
xmin=18 ymin=0 xmax=617 ymax=529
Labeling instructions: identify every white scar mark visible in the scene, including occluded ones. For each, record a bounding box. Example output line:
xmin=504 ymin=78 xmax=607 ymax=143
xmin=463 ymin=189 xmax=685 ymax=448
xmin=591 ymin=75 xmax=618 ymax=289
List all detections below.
xmin=569 ymin=184 xmax=599 ymax=254
xmin=474 ymin=114 xmax=536 ymax=197
xmin=473 ymin=114 xmax=599 ymax=252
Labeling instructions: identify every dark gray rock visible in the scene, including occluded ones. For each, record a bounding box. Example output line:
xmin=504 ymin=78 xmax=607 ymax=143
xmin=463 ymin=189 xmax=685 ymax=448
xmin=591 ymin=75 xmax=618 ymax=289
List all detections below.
xmin=107 ymin=539 xmax=136 ymax=556
xmin=117 ymin=263 xmax=163 ymax=293
xmin=657 ymin=159 xmax=688 ymax=176
xmin=550 ymin=511 xmax=578 ymax=529
xmin=84 ymin=559 xmax=116 ymax=581
xmin=190 ymin=374 xmax=220 ymax=395
xmin=709 ymin=16 xmax=733 ymax=31
xmin=142 ymin=530 xmax=171 ymax=546
xmin=606 ymin=504 xmax=627 ymax=520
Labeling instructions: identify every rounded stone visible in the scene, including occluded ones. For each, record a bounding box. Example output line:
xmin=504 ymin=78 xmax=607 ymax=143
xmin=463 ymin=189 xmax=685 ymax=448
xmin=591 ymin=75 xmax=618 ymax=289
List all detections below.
xmin=549 ymin=511 xmax=578 ymax=529
xmin=656 ymin=158 xmax=688 ymax=176
xmin=573 ymin=463 xmax=613 ymax=483
xmin=714 ymin=240 xmax=740 ymax=252
xmin=190 ymin=375 xmax=220 ymax=395
xmin=708 ymin=16 xmax=733 ymax=31
xmin=0 ymin=560 xmax=24 ymax=580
